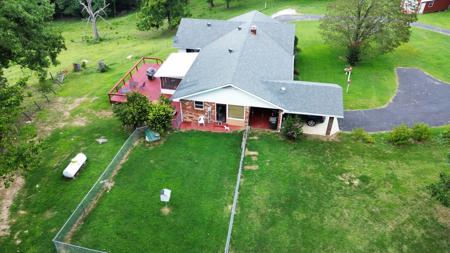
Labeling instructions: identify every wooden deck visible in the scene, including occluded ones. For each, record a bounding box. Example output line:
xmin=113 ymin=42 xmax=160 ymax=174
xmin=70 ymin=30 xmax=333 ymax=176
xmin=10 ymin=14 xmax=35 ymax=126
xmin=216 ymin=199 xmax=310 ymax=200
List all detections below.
xmin=108 ymin=57 xmax=163 ymax=103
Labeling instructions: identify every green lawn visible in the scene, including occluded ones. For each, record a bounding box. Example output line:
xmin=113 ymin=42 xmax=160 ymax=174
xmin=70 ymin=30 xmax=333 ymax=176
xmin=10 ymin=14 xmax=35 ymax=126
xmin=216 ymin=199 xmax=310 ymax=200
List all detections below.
xmin=71 ymin=131 xmax=242 ymax=252
xmin=418 ymin=11 xmax=450 ymax=30
xmin=0 ymin=119 xmax=129 ymax=253
xmin=232 ymin=131 xmax=450 ymax=252
xmin=1 ymin=1 xmax=450 ymax=252
xmin=296 ymin=21 xmax=450 ymax=109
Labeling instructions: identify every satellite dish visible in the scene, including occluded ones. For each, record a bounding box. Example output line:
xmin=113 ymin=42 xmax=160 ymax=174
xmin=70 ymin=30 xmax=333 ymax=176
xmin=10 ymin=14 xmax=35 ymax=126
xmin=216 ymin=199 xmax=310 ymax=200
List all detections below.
xmin=160 ymin=189 xmax=171 ymax=203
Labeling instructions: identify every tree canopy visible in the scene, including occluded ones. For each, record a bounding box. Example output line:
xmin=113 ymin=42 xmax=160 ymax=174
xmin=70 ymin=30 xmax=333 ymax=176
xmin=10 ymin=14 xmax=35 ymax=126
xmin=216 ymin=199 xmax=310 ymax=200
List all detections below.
xmin=113 ymin=92 xmax=151 ymax=128
xmin=0 ymin=0 xmax=66 ymax=75
xmin=137 ymin=0 xmax=190 ymax=30
xmin=320 ymin=0 xmax=416 ymax=65
xmin=0 ymin=0 xmax=65 ymax=184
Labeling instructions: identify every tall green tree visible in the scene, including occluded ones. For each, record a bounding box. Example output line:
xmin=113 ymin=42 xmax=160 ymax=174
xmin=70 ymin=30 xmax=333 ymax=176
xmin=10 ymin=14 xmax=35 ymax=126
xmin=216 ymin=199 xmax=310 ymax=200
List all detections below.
xmin=137 ymin=0 xmax=190 ymax=30
xmin=320 ymin=0 xmax=416 ymax=65
xmin=0 ymin=0 xmax=65 ymax=184
xmin=207 ymin=0 xmax=214 ymax=8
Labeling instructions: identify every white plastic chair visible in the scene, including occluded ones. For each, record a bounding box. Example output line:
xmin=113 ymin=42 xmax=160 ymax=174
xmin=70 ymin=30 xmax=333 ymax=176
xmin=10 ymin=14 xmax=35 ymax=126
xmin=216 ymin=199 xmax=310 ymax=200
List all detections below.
xmin=198 ymin=115 xmax=205 ymax=126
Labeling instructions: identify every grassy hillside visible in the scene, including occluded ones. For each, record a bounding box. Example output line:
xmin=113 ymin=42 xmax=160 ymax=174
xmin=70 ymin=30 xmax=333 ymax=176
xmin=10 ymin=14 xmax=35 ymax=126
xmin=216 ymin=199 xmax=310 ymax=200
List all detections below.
xmin=1 ymin=1 xmax=449 ymax=252
xmin=296 ymin=21 xmax=450 ymax=109
xmin=418 ymin=11 xmax=450 ymax=29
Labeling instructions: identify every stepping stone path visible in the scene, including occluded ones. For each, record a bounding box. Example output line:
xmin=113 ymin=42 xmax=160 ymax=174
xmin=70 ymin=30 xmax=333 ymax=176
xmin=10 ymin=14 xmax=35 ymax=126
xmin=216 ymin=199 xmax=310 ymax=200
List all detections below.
xmin=244 ymin=148 xmax=259 ymax=170
xmin=243 ymin=165 xmax=259 ymax=170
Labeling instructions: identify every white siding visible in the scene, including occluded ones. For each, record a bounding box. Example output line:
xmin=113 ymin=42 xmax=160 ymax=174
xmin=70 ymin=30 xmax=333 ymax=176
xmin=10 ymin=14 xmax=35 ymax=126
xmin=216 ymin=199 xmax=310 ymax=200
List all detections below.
xmin=184 ymin=86 xmax=276 ymax=109
xmin=302 ymin=116 xmax=340 ymax=136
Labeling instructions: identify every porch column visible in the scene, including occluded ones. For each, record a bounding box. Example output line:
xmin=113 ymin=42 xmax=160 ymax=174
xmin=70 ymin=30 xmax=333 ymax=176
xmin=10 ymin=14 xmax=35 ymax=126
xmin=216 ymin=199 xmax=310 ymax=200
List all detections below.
xmin=326 ymin=117 xmax=335 ymax=136
xmin=244 ymin=106 xmax=250 ymax=127
xmin=277 ymin=110 xmax=284 ymax=131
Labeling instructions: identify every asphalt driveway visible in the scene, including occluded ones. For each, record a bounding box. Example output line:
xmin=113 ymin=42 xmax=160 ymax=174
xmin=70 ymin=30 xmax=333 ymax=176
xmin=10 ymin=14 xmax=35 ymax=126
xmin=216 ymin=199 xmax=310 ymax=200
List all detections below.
xmin=339 ymin=68 xmax=450 ymax=132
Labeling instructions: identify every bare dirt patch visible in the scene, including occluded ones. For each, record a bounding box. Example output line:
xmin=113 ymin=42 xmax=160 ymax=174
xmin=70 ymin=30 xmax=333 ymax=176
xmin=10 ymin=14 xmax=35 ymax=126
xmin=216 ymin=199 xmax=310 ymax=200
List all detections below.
xmin=0 ymin=176 xmax=25 ymax=237
xmin=43 ymin=209 xmax=56 ymax=220
xmin=160 ymin=206 xmax=172 ymax=216
xmin=338 ymin=173 xmax=360 ymax=187
xmin=36 ymin=96 xmax=90 ymax=137
xmin=435 ymin=205 xmax=450 ymax=228
xmin=93 ymin=110 xmax=113 ymax=118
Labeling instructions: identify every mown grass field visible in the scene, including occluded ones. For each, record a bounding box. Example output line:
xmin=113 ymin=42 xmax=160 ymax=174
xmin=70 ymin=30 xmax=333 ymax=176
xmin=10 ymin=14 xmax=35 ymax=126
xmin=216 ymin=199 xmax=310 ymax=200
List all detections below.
xmin=1 ymin=0 xmax=449 ymax=252
xmin=71 ymin=131 xmax=242 ymax=252
xmin=418 ymin=10 xmax=450 ymax=29
xmin=295 ymin=21 xmax=450 ymax=109
xmin=232 ymin=130 xmax=450 ymax=252
xmin=0 ymin=119 xmax=129 ymax=253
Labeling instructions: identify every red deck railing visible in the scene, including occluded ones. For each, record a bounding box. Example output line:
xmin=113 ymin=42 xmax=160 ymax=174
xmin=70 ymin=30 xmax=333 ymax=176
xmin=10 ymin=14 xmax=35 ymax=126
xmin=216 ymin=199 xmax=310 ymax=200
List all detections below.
xmin=108 ymin=57 xmax=163 ymax=103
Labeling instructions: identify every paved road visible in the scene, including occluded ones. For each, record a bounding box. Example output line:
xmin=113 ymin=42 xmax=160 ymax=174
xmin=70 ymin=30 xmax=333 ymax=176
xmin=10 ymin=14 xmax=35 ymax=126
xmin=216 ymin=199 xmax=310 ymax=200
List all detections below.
xmin=274 ymin=14 xmax=450 ymax=36
xmin=339 ymin=68 xmax=450 ymax=132
xmin=411 ymin=22 xmax=450 ymax=36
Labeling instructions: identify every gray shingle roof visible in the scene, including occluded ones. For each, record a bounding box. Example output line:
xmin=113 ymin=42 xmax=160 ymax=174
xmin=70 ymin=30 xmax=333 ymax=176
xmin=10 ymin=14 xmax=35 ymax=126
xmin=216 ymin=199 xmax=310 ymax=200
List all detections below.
xmin=171 ymin=10 xmax=344 ymax=118
xmin=259 ymin=81 xmax=344 ymax=118
xmin=173 ymin=18 xmax=243 ymax=49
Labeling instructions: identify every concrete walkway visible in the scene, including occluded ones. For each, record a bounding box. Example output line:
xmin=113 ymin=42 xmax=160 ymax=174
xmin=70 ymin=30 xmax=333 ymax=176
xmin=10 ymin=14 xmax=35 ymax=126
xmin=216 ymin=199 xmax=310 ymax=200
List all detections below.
xmin=339 ymin=68 xmax=450 ymax=132
xmin=274 ymin=14 xmax=450 ymax=36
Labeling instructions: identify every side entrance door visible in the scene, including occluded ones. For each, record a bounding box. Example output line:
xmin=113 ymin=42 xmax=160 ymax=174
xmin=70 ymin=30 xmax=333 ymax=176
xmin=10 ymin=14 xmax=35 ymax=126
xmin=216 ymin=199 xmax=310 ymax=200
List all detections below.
xmin=216 ymin=104 xmax=227 ymax=123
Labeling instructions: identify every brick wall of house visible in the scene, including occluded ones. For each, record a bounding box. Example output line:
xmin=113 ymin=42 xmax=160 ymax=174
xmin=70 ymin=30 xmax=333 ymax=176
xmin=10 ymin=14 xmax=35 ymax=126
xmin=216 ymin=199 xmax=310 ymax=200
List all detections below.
xmin=181 ymin=100 xmax=216 ymax=123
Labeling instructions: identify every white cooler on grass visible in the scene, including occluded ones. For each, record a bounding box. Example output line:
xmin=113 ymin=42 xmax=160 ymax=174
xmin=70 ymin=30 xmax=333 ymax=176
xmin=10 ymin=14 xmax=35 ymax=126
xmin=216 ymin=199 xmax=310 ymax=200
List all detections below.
xmin=63 ymin=153 xmax=87 ymax=179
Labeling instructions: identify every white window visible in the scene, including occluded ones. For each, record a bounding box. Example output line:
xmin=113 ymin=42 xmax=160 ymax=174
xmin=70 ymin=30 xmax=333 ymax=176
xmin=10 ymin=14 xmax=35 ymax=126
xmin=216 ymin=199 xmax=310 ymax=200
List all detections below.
xmin=428 ymin=1 xmax=434 ymax=7
xmin=194 ymin=101 xmax=204 ymax=109
xmin=228 ymin=105 xmax=244 ymax=120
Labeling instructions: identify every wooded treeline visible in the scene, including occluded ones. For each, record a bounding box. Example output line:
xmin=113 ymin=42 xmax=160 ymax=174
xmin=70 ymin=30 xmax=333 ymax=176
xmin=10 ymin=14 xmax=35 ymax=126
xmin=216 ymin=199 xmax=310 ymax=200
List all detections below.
xmin=52 ymin=0 xmax=140 ymax=18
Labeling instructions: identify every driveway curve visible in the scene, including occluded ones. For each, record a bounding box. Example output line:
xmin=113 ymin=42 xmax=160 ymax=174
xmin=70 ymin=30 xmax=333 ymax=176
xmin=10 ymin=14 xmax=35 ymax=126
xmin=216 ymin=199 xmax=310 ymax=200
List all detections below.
xmin=339 ymin=68 xmax=450 ymax=132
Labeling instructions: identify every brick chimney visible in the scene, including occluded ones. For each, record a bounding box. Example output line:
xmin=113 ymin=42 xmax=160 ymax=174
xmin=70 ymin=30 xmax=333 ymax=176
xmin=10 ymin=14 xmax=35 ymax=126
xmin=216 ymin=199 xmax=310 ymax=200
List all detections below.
xmin=250 ymin=25 xmax=257 ymax=35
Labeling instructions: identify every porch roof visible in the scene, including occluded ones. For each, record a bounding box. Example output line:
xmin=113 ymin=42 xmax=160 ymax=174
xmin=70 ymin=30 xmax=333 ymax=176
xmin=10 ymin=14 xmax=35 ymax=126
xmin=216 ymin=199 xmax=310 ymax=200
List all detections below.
xmin=154 ymin=52 xmax=199 ymax=79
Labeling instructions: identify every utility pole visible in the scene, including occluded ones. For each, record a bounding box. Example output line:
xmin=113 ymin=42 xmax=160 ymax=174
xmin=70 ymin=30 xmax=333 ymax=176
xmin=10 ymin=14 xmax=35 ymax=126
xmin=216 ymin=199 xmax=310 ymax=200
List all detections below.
xmin=344 ymin=66 xmax=353 ymax=93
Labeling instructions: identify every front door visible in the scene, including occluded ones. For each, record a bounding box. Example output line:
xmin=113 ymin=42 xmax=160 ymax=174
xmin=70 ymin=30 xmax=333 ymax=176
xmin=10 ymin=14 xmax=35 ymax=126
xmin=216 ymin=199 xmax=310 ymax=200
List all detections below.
xmin=216 ymin=104 xmax=227 ymax=123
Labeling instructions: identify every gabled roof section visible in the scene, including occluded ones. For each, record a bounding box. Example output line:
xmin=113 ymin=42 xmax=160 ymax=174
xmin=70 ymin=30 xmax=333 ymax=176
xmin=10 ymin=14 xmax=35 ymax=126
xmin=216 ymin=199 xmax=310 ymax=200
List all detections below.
xmin=172 ymin=11 xmax=295 ymax=100
xmin=171 ymin=11 xmax=343 ymax=118
xmin=229 ymin=10 xmax=279 ymax=23
xmin=172 ymin=20 xmax=295 ymax=100
xmin=259 ymin=81 xmax=344 ymax=118
xmin=173 ymin=18 xmax=242 ymax=49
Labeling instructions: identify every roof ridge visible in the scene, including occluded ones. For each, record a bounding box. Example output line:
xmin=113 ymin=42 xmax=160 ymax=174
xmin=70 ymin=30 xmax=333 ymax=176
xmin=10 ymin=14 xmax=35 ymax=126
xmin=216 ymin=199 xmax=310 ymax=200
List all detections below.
xmin=264 ymin=80 xmax=342 ymax=89
xmin=230 ymin=23 xmax=253 ymax=85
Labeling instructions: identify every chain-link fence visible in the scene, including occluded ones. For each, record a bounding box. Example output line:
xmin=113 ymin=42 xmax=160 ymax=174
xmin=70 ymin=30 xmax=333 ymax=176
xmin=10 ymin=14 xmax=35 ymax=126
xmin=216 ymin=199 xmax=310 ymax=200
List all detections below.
xmin=53 ymin=127 xmax=146 ymax=253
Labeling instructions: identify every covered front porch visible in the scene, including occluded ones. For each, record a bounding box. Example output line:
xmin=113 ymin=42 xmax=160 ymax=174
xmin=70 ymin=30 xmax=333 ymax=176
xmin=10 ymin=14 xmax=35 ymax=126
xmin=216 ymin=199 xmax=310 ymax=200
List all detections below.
xmin=179 ymin=121 xmax=243 ymax=132
xmin=249 ymin=107 xmax=281 ymax=130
